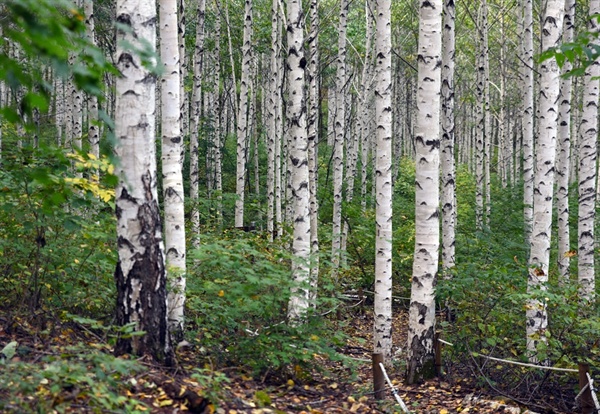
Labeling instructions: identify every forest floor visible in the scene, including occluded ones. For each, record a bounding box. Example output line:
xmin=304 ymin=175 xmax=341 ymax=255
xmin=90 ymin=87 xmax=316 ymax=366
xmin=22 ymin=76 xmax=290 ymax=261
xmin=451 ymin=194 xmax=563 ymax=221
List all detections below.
xmin=0 ymin=305 xmax=572 ymax=414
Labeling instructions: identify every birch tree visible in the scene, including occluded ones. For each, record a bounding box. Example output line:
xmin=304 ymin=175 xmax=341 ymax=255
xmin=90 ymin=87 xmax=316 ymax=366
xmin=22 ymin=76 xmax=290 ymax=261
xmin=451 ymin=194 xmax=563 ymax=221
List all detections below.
xmin=331 ymin=0 xmax=349 ymax=276
xmin=307 ymin=0 xmax=320 ymax=297
xmin=234 ymin=0 xmax=253 ymax=229
xmin=373 ymin=0 xmax=393 ymax=363
xmin=266 ymin=0 xmax=280 ymax=241
xmin=441 ymin=0 xmax=456 ymax=272
xmin=286 ymin=0 xmax=311 ymax=322
xmin=114 ymin=0 xmax=174 ymax=365
xmin=527 ymin=0 xmax=564 ymax=360
xmin=407 ymin=0 xmax=442 ymax=384
xmin=578 ymin=0 xmax=599 ymax=302
xmin=84 ymin=0 xmax=99 ymax=162
xmin=160 ymin=0 xmax=187 ymax=339
xmin=189 ymin=0 xmax=205 ymax=247
xmin=557 ymin=0 xmax=575 ymax=282
xmin=522 ymin=0 xmax=534 ymax=242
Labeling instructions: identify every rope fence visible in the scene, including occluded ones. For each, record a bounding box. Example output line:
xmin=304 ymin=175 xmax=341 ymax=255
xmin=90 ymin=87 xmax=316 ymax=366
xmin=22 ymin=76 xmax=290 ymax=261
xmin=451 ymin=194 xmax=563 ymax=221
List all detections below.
xmin=434 ymin=336 xmax=598 ymax=413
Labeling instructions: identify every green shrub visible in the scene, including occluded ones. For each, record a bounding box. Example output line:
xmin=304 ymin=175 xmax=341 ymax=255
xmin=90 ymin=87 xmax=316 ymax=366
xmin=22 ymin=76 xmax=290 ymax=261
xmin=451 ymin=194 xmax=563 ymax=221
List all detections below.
xmin=0 ymin=343 xmax=146 ymax=413
xmin=186 ymin=232 xmax=347 ymax=378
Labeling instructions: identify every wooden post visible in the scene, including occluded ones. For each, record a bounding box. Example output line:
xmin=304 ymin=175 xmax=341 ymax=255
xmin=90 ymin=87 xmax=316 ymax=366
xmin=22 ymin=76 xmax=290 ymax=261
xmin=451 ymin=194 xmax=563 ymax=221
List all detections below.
xmin=373 ymin=353 xmax=385 ymax=401
xmin=579 ymin=363 xmax=593 ymax=414
xmin=434 ymin=332 xmax=442 ymax=377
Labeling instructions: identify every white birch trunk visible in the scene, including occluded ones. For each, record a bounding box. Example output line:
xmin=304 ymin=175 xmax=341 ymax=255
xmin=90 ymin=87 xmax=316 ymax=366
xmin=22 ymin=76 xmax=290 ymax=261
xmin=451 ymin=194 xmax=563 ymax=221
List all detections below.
xmin=332 ymin=0 xmax=349 ymax=277
xmin=441 ymin=0 xmax=456 ymax=272
xmin=179 ymin=0 xmax=188 ymax=141
xmin=483 ymin=0 xmax=491 ymax=226
xmin=527 ymin=0 xmax=564 ymax=360
xmin=213 ymin=5 xmax=223 ymax=224
xmin=286 ymin=0 xmax=311 ymax=322
xmin=578 ymin=0 xmax=599 ymax=302
xmin=84 ymin=0 xmax=99 ymax=163
xmin=114 ymin=0 xmax=173 ymax=364
xmin=522 ymin=0 xmax=534 ymax=242
xmin=557 ymin=0 xmax=575 ymax=283
xmin=407 ymin=0 xmax=442 ymax=384
xmin=190 ymin=0 xmax=205 ymax=247
xmin=373 ymin=0 xmax=393 ymax=362
xmin=55 ymin=72 xmax=65 ymax=147
xmin=266 ymin=0 xmax=280 ymax=241
xmin=307 ymin=0 xmax=320 ymax=300
xmin=275 ymin=53 xmax=284 ymax=235
xmin=234 ymin=0 xmax=253 ymax=229
xmin=475 ymin=2 xmax=485 ymax=231
xmin=160 ymin=0 xmax=187 ymax=339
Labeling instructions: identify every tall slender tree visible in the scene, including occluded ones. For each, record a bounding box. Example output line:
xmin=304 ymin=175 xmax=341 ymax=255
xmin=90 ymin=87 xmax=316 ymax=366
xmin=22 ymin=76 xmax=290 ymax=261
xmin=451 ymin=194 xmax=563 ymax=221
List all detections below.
xmin=373 ymin=0 xmax=393 ymax=363
xmin=84 ymin=0 xmax=99 ymax=163
xmin=331 ymin=0 xmax=349 ymax=277
xmin=234 ymin=0 xmax=253 ymax=229
xmin=190 ymin=0 xmax=206 ymax=248
xmin=522 ymin=0 xmax=534 ymax=242
xmin=266 ymin=0 xmax=280 ymax=241
xmin=441 ymin=0 xmax=456 ymax=272
xmin=527 ymin=0 xmax=564 ymax=360
xmin=407 ymin=0 xmax=442 ymax=384
xmin=114 ymin=0 xmax=174 ymax=365
xmin=307 ymin=0 xmax=320 ymax=299
xmin=578 ymin=0 xmax=599 ymax=303
xmin=557 ymin=0 xmax=575 ymax=282
xmin=160 ymin=0 xmax=187 ymax=339
xmin=286 ymin=0 xmax=311 ymax=322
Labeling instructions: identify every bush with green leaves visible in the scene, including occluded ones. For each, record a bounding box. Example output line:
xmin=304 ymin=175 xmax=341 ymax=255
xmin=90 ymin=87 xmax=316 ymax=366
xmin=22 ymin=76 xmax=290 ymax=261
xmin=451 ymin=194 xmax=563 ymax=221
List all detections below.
xmin=0 ymin=145 xmax=117 ymax=315
xmin=0 ymin=342 xmax=147 ymax=413
xmin=186 ymin=232 xmax=347 ymax=378
xmin=437 ymin=181 xmax=599 ymax=403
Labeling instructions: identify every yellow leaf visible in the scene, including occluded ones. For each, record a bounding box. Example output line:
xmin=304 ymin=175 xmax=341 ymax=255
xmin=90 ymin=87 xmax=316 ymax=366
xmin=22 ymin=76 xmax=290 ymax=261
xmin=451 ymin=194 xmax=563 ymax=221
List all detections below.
xmin=329 ymin=383 xmax=338 ymax=389
xmin=310 ymin=335 xmax=319 ymax=341
xmin=440 ymin=410 xmax=449 ymax=414
xmin=218 ymin=290 xmax=225 ymax=297
xmin=159 ymin=399 xmax=173 ymax=407
xmin=287 ymin=379 xmax=295 ymax=387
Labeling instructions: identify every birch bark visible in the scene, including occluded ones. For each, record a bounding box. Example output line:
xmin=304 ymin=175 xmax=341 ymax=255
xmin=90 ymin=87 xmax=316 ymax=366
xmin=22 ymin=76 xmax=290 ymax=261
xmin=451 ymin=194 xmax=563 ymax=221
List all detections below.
xmin=373 ymin=0 xmax=393 ymax=363
xmin=331 ymin=0 xmax=349 ymax=277
xmin=307 ymin=0 xmax=320 ymax=300
xmin=527 ymin=0 xmax=564 ymax=360
xmin=84 ymin=0 xmax=99 ymax=162
xmin=114 ymin=0 xmax=174 ymax=365
xmin=190 ymin=0 xmax=206 ymax=248
xmin=234 ymin=0 xmax=253 ymax=229
xmin=286 ymin=0 xmax=311 ymax=322
xmin=578 ymin=0 xmax=599 ymax=302
xmin=522 ymin=0 xmax=534 ymax=242
xmin=266 ymin=0 xmax=280 ymax=241
xmin=407 ymin=0 xmax=442 ymax=384
xmin=160 ymin=0 xmax=187 ymax=339
xmin=557 ymin=0 xmax=575 ymax=282
xmin=441 ymin=0 xmax=456 ymax=272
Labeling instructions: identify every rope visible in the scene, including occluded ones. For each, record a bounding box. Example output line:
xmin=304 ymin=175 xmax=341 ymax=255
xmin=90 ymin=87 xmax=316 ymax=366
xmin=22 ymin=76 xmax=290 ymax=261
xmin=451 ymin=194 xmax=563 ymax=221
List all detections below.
xmin=379 ymin=362 xmax=410 ymax=413
xmin=471 ymin=353 xmax=578 ymax=373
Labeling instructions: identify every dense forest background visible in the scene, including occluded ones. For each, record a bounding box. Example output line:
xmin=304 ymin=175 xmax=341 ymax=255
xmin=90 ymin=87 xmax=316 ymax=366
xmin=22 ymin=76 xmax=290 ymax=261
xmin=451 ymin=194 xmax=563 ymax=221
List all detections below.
xmin=0 ymin=0 xmax=599 ymax=412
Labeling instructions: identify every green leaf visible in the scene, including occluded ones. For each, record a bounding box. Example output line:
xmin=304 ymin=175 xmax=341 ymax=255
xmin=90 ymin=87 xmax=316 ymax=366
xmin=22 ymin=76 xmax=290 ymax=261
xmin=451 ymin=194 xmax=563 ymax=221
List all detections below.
xmin=1 ymin=341 xmax=18 ymax=360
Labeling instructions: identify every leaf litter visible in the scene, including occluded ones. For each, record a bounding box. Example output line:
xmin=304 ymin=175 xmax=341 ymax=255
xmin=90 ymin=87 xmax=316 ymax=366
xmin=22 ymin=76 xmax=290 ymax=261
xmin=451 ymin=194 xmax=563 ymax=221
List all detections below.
xmin=0 ymin=306 xmax=571 ymax=413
